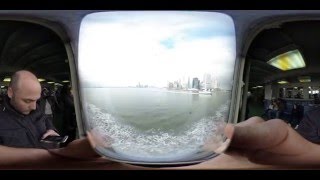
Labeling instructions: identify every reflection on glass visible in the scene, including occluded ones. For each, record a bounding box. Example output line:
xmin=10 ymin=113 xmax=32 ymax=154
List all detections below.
xmin=79 ymin=11 xmax=236 ymax=164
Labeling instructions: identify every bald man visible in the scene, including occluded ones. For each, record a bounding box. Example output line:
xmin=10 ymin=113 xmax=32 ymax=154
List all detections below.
xmin=0 ymin=70 xmax=59 ymax=148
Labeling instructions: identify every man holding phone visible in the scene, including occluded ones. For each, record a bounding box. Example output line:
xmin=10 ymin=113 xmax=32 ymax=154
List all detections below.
xmin=0 ymin=70 xmax=61 ymax=149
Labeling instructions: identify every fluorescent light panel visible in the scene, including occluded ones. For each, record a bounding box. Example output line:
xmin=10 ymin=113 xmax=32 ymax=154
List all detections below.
xmin=298 ymin=76 xmax=311 ymax=83
xmin=267 ymin=50 xmax=306 ymax=71
xmin=278 ymin=80 xmax=289 ymax=84
xmin=3 ymin=78 xmax=11 ymax=82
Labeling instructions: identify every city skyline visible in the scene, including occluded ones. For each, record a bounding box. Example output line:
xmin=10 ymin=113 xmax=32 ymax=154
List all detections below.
xmin=167 ymin=73 xmax=220 ymax=91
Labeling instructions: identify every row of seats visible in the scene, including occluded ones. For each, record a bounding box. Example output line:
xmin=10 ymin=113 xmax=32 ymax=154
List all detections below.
xmin=263 ymin=99 xmax=320 ymax=126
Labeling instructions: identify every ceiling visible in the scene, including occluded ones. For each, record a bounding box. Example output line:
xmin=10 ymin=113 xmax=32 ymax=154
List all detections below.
xmin=0 ymin=20 xmax=69 ymax=85
xmin=247 ymin=20 xmax=320 ymax=87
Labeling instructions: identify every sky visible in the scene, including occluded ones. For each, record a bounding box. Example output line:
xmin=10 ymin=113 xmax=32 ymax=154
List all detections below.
xmin=79 ymin=11 xmax=236 ymax=90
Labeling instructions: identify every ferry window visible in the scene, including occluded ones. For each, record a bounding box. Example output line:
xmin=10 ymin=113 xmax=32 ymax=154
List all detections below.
xmin=279 ymin=88 xmax=284 ymax=98
xmin=78 ymin=11 xmax=236 ymax=164
xmin=295 ymin=87 xmax=303 ymax=99
xmin=286 ymin=88 xmax=293 ymax=98
xmin=309 ymin=86 xmax=320 ymax=99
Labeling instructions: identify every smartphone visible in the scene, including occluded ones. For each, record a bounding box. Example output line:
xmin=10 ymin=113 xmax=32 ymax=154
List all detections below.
xmin=40 ymin=136 xmax=68 ymax=144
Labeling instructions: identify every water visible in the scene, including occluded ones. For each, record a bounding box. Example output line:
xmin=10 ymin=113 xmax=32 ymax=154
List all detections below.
xmin=82 ymin=88 xmax=231 ymax=162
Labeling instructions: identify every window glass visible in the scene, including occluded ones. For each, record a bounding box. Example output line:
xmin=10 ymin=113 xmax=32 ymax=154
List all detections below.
xmin=79 ymin=11 xmax=236 ymax=164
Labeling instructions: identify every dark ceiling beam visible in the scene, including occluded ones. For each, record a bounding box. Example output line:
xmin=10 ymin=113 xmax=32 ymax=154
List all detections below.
xmin=0 ymin=29 xmax=23 ymax=65
xmin=0 ymin=27 xmax=31 ymax=65
xmin=264 ymin=66 xmax=320 ymax=83
xmin=45 ymin=71 xmax=69 ymax=76
xmin=250 ymin=59 xmax=280 ymax=72
xmin=0 ymin=26 xmax=22 ymax=65
xmin=23 ymin=54 xmax=66 ymax=69
xmin=31 ymin=64 xmax=69 ymax=76
xmin=0 ymin=65 xmax=21 ymax=75
xmin=44 ymin=72 xmax=70 ymax=82
xmin=13 ymin=41 xmax=60 ymax=66
xmin=247 ymin=47 xmax=270 ymax=59
xmin=249 ymin=80 xmax=266 ymax=86
xmin=250 ymin=67 xmax=274 ymax=75
xmin=20 ymin=47 xmax=66 ymax=66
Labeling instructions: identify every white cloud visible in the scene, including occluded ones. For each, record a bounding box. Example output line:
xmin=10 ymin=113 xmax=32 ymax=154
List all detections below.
xmin=79 ymin=11 xmax=236 ymax=89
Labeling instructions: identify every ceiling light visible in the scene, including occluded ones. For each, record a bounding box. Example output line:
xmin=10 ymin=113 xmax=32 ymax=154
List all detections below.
xmin=62 ymin=80 xmax=70 ymax=83
xmin=47 ymin=82 xmax=55 ymax=84
xmin=267 ymin=49 xmax=306 ymax=71
xmin=298 ymin=76 xmax=311 ymax=83
xmin=38 ymin=78 xmax=46 ymax=82
xmin=277 ymin=80 xmax=289 ymax=84
xmin=3 ymin=78 xmax=11 ymax=82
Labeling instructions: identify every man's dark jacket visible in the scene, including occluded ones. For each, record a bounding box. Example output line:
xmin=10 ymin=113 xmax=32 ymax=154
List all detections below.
xmin=0 ymin=96 xmax=56 ymax=148
xmin=297 ymin=107 xmax=320 ymax=144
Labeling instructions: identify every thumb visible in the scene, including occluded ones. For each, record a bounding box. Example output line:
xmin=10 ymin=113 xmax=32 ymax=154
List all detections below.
xmin=224 ymin=123 xmax=234 ymax=140
xmin=231 ymin=119 xmax=289 ymax=150
xmin=41 ymin=131 xmax=50 ymax=139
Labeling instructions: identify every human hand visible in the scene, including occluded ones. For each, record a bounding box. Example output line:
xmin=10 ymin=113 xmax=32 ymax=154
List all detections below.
xmin=41 ymin=129 xmax=60 ymax=139
xmin=179 ymin=116 xmax=320 ymax=169
xmin=49 ymin=128 xmax=115 ymax=160
xmin=47 ymin=135 xmax=143 ymax=169
xmin=48 ymin=137 xmax=101 ymax=160
xmin=222 ymin=117 xmax=320 ymax=167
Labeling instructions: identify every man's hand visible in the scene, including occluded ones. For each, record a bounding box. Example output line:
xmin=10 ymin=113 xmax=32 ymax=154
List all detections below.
xmin=41 ymin=129 xmax=60 ymax=139
xmin=181 ymin=117 xmax=320 ymax=169
xmin=47 ymin=137 xmax=143 ymax=169
xmin=218 ymin=117 xmax=320 ymax=168
xmin=48 ymin=137 xmax=101 ymax=160
xmin=224 ymin=117 xmax=319 ymax=167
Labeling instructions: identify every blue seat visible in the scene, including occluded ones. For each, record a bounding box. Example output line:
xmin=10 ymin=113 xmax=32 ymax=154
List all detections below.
xmin=303 ymin=104 xmax=320 ymax=116
xmin=281 ymin=102 xmax=293 ymax=122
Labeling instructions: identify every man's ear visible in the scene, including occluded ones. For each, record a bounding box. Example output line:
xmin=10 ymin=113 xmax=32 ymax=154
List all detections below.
xmin=7 ymin=87 xmax=13 ymax=98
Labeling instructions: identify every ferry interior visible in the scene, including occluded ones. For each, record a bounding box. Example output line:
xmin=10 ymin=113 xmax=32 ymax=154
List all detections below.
xmin=242 ymin=19 xmax=320 ymax=128
xmin=0 ymin=11 xmax=320 ymax=166
xmin=1 ymin=13 xmax=319 ymax=135
xmin=0 ymin=14 xmax=318 ymax=137
xmin=0 ymin=20 xmax=71 ymax=138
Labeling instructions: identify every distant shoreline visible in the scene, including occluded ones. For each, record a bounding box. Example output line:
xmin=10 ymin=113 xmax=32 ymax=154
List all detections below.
xmin=82 ymin=87 xmax=232 ymax=92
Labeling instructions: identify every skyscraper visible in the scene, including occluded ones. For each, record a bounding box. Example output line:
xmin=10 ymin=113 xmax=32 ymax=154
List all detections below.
xmin=192 ymin=77 xmax=200 ymax=89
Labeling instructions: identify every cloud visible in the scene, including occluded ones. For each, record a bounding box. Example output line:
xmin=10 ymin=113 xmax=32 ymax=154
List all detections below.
xmin=79 ymin=11 xmax=236 ymax=89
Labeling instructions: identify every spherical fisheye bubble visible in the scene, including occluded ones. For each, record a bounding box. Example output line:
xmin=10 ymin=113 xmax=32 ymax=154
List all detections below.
xmin=79 ymin=11 xmax=236 ymax=165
